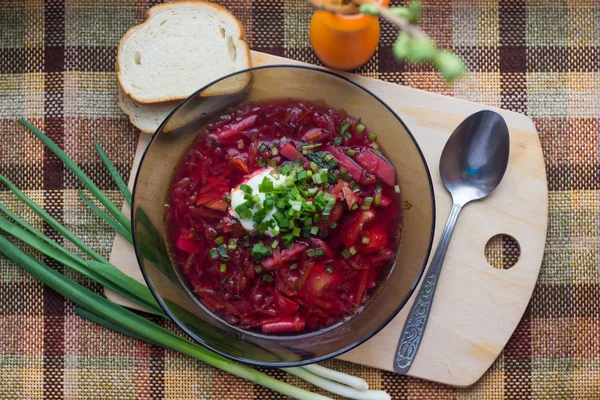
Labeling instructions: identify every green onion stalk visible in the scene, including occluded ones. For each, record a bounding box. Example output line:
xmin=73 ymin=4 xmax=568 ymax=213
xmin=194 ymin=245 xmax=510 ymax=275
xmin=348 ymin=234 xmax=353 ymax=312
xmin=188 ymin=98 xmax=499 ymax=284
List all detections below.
xmin=0 ymin=119 xmax=391 ymax=400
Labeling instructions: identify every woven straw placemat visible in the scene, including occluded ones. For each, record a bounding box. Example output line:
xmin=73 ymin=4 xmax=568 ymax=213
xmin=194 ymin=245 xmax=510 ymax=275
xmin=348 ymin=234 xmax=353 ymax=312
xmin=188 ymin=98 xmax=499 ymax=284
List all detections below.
xmin=0 ymin=1 xmax=598 ymax=399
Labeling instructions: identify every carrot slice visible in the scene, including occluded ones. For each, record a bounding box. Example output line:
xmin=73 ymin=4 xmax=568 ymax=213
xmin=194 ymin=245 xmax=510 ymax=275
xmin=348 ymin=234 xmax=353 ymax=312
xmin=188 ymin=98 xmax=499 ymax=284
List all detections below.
xmin=205 ymin=199 xmax=228 ymax=212
xmin=231 ymin=158 xmax=250 ymax=174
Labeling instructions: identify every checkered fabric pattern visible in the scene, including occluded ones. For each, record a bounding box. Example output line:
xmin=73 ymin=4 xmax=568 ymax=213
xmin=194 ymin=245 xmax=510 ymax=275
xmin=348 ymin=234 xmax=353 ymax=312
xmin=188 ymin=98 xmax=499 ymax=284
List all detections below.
xmin=1 ymin=0 xmax=599 ymax=399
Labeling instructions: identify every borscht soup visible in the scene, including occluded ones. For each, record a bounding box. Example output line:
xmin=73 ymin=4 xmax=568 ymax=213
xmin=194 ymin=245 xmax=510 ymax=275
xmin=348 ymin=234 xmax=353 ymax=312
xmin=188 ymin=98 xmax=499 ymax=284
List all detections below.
xmin=165 ymin=99 xmax=403 ymax=335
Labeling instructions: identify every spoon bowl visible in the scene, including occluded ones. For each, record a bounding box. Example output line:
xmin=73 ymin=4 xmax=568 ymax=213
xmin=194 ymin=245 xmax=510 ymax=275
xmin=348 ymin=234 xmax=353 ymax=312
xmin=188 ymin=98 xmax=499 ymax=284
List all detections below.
xmin=440 ymin=111 xmax=510 ymax=205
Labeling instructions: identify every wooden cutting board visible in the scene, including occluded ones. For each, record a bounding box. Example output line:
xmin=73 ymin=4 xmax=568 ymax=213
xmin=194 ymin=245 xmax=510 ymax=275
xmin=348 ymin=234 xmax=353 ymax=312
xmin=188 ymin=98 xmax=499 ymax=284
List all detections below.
xmin=108 ymin=51 xmax=547 ymax=387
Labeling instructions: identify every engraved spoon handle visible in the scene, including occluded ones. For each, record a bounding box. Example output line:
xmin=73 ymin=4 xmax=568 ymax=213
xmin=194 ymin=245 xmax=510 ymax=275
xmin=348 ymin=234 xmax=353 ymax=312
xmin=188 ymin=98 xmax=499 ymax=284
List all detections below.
xmin=394 ymin=203 xmax=462 ymax=373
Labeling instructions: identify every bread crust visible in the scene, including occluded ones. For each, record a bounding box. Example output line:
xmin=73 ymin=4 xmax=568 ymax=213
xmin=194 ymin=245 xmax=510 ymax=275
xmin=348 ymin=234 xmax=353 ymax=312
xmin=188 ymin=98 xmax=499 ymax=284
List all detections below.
xmin=118 ymin=86 xmax=179 ymax=134
xmin=116 ymin=0 xmax=252 ymax=104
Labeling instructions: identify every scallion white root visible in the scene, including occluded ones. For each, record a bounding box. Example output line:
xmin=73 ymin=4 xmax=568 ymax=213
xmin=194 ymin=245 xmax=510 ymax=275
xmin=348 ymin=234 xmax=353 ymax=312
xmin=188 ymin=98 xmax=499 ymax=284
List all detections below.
xmin=284 ymin=367 xmax=391 ymax=400
xmin=302 ymin=364 xmax=369 ymax=391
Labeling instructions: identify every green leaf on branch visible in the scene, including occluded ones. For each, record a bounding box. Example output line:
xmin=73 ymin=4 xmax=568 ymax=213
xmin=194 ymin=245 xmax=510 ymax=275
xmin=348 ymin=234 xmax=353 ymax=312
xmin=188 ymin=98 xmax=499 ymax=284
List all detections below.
xmin=407 ymin=38 xmax=437 ymax=63
xmin=434 ymin=50 xmax=468 ymax=82
xmin=393 ymin=32 xmax=412 ymax=60
xmin=359 ymin=3 xmax=379 ymax=15
xmin=407 ymin=1 xmax=422 ymax=24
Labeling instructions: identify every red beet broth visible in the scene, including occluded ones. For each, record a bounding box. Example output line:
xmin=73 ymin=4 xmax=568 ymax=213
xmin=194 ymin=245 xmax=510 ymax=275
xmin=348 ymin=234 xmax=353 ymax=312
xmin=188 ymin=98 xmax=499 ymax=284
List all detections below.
xmin=165 ymin=99 xmax=403 ymax=335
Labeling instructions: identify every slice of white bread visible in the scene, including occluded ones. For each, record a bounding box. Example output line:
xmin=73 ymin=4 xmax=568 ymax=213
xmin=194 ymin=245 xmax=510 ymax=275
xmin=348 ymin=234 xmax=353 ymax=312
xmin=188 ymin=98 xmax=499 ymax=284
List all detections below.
xmin=117 ymin=1 xmax=251 ymax=104
xmin=118 ymin=87 xmax=179 ymax=134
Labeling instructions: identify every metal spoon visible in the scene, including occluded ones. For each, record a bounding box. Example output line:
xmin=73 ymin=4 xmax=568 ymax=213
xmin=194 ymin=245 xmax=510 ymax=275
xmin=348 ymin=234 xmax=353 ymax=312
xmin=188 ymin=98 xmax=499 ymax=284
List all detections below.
xmin=394 ymin=110 xmax=510 ymax=373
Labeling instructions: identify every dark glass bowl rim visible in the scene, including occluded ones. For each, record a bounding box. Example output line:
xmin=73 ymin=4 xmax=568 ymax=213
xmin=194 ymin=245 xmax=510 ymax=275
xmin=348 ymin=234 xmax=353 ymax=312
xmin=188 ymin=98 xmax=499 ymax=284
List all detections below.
xmin=131 ymin=64 xmax=436 ymax=367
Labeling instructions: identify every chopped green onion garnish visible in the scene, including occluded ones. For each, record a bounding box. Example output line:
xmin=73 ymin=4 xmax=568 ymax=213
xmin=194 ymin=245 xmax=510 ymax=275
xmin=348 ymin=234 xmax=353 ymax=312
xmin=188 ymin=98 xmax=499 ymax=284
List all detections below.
xmin=217 ymin=245 xmax=229 ymax=260
xmin=280 ymin=136 xmax=287 ymax=142
xmin=339 ymin=169 xmax=351 ymax=181
xmin=280 ymin=163 xmax=292 ymax=175
xmin=310 ymin=226 xmax=319 ymax=236
xmin=297 ymin=170 xmax=307 ymax=181
xmin=293 ymin=227 xmax=301 ymax=237
xmin=264 ymin=198 xmax=274 ymax=210
xmin=282 ymin=233 xmax=294 ymax=247
xmin=395 ymin=185 xmax=401 ymax=193
xmin=258 ymin=176 xmax=274 ymax=193
xmin=225 ymin=194 xmax=232 ymax=201
xmin=342 ymin=249 xmax=352 ymax=259
xmin=254 ymin=265 xmax=263 ymax=273
xmin=215 ymin=236 xmax=224 ymax=245
xmin=347 ymin=149 xmax=356 ymax=156
xmin=370 ymin=142 xmax=379 ymax=149
xmin=219 ymin=264 xmax=227 ymax=273
xmin=305 ymin=187 xmax=318 ymax=195
xmin=315 ymin=248 xmax=325 ymax=256
xmin=290 ymin=263 xmax=298 ymax=270
xmin=301 ymin=144 xmax=322 ymax=153
xmin=258 ymin=142 xmax=267 ymax=152
xmin=362 ymin=236 xmax=370 ymax=244
xmin=349 ymin=246 xmax=357 ymax=256
xmin=356 ymin=123 xmax=366 ymax=132
xmin=334 ymin=137 xmax=342 ymax=145
xmin=306 ymin=249 xmax=316 ymax=257
xmin=324 ymin=153 xmax=334 ymax=162
xmin=363 ymin=197 xmax=373 ymax=210
xmin=352 ymin=203 xmax=358 ymax=210
xmin=325 ymin=265 xmax=334 ymax=274
xmin=368 ymin=132 xmax=377 ymax=142
xmin=209 ymin=249 xmax=219 ymax=259
xmin=271 ymin=145 xmax=278 ymax=156
xmin=263 ymin=274 xmax=274 ymax=283
xmin=252 ymin=243 xmax=272 ymax=261
xmin=375 ymin=194 xmax=381 ymax=205
xmin=271 ymin=240 xmax=279 ymax=249
xmin=339 ymin=121 xmax=351 ymax=135
xmin=268 ymin=159 xmax=277 ymax=167
xmin=257 ymin=159 xmax=267 ymax=167
xmin=330 ymin=222 xmax=337 ymax=229
xmin=240 ymin=184 xmax=252 ymax=194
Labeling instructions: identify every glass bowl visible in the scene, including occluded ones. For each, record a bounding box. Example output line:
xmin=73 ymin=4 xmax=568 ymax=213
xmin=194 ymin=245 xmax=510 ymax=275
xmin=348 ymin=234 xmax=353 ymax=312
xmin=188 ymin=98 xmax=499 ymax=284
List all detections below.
xmin=131 ymin=65 xmax=435 ymax=367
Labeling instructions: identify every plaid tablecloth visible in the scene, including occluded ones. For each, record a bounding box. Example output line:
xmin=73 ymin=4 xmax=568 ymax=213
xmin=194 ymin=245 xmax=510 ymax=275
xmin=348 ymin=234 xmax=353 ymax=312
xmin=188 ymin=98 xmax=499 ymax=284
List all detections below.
xmin=0 ymin=0 xmax=598 ymax=399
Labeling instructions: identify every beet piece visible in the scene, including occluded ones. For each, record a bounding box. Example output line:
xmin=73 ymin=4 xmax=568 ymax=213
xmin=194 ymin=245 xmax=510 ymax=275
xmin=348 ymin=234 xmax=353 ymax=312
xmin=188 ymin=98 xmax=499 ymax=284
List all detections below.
xmin=280 ymin=142 xmax=308 ymax=164
xmin=325 ymin=145 xmax=364 ymax=181
xmin=354 ymin=149 xmax=396 ymax=186
xmin=215 ymin=115 xmax=258 ymax=144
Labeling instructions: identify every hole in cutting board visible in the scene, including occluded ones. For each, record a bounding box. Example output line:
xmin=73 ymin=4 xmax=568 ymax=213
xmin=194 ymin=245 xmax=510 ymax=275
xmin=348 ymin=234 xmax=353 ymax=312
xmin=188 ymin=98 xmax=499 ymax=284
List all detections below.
xmin=484 ymin=234 xmax=520 ymax=269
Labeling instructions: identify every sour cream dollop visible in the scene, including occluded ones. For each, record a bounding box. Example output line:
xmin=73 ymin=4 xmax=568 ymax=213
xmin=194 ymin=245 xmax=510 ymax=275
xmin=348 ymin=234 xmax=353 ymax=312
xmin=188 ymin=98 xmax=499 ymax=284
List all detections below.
xmin=229 ymin=168 xmax=287 ymax=237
